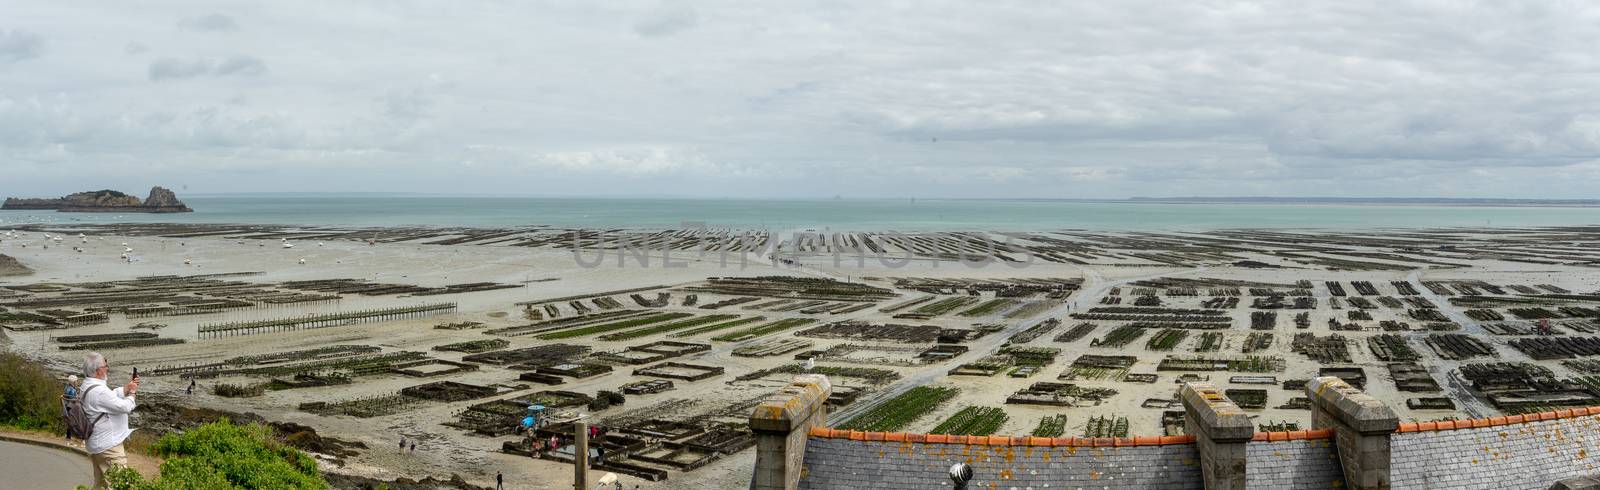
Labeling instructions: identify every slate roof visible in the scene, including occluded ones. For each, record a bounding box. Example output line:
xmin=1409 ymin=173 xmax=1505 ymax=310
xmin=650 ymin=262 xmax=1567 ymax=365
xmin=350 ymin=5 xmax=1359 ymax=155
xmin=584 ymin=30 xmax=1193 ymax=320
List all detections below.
xmin=800 ymin=436 xmax=1200 ymax=489
xmin=798 ymin=429 xmax=1343 ymax=489
xmin=1391 ymin=409 xmax=1600 ymax=489
xmin=796 ymin=408 xmax=1600 ymax=489
xmin=1245 ymin=438 xmax=1344 ymax=488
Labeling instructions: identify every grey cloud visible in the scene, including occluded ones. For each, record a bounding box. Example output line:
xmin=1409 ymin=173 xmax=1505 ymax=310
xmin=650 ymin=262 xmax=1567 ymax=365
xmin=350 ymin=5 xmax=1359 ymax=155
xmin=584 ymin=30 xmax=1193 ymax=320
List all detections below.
xmin=0 ymin=28 xmax=44 ymax=63
xmin=214 ymin=55 xmax=267 ymax=76
xmin=148 ymin=57 xmax=215 ymax=80
xmin=148 ymin=55 xmax=266 ymax=81
xmin=633 ymin=1 xmax=698 ymax=37
xmin=178 ymin=14 xmax=239 ymax=33
xmin=124 ymin=41 xmax=149 ymax=55
xmin=8 ymin=1 xmax=1600 ymax=198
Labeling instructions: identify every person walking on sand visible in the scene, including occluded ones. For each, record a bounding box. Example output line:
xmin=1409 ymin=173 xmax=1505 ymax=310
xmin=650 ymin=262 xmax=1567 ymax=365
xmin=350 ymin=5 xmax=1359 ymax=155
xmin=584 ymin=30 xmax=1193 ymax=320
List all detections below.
xmin=399 ymin=437 xmax=407 ymax=453
xmin=410 ymin=441 xmax=416 ymax=453
xmin=496 ymin=471 xmax=504 ymax=490
xmin=80 ymin=352 xmax=139 ymax=489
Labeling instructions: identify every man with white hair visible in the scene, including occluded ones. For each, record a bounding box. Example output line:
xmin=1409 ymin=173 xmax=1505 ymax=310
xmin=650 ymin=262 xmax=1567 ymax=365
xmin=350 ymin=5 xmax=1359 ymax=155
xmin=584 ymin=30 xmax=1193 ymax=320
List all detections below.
xmin=80 ymin=351 xmax=139 ymax=489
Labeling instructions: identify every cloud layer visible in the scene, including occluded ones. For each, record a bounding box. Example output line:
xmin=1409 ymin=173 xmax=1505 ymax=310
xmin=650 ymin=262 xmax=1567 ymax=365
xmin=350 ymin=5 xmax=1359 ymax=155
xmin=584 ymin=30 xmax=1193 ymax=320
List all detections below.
xmin=3 ymin=2 xmax=1600 ymax=198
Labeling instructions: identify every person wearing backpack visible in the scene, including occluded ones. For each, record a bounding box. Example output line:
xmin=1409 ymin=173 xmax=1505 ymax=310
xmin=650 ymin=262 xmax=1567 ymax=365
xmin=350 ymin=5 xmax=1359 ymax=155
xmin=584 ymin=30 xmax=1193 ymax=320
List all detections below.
xmin=74 ymin=352 xmax=139 ymax=489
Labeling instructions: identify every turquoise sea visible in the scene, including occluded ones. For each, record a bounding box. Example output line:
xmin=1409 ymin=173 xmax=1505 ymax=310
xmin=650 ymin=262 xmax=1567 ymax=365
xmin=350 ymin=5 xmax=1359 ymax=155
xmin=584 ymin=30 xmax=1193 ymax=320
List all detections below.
xmin=3 ymin=197 xmax=1599 ymax=231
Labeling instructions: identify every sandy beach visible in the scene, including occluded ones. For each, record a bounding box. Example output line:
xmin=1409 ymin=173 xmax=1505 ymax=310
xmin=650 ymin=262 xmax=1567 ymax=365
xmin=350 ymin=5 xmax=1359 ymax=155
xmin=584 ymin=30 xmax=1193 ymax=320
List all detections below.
xmin=4 ymin=224 xmax=1599 ymax=489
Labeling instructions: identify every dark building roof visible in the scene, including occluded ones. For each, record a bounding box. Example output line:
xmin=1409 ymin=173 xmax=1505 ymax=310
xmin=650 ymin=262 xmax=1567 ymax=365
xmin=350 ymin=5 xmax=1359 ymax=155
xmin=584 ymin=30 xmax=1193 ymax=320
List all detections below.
xmin=799 ymin=428 xmax=1341 ymax=489
xmin=1391 ymin=409 xmax=1600 ymax=488
xmin=1245 ymin=438 xmax=1344 ymax=488
xmin=795 ymin=407 xmax=1600 ymax=489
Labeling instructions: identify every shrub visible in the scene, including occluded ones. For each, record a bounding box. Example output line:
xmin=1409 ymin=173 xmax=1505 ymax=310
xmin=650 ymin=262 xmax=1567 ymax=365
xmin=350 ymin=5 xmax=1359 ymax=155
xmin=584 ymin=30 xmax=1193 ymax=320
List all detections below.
xmin=110 ymin=418 xmax=328 ymax=489
xmin=598 ymin=390 xmax=625 ymax=405
xmin=0 ymin=351 xmax=66 ymax=434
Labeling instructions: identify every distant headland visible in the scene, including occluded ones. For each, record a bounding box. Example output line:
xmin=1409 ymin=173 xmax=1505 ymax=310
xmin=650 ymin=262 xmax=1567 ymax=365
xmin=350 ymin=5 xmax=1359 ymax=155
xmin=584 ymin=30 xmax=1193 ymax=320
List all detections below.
xmin=2 ymin=186 xmax=193 ymax=213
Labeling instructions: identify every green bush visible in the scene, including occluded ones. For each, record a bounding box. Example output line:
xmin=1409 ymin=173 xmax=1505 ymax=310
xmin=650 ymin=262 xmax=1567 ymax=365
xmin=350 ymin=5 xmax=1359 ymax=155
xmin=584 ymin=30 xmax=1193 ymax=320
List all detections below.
xmin=110 ymin=418 xmax=329 ymax=489
xmin=0 ymin=351 xmax=66 ymax=434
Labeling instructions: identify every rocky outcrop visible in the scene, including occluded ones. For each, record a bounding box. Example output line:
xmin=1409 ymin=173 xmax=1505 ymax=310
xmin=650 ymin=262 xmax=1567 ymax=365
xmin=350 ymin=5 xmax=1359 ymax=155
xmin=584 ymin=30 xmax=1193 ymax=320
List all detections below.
xmin=0 ymin=254 xmax=30 ymax=277
xmin=141 ymin=186 xmax=191 ymax=211
xmin=2 ymin=186 xmax=192 ymax=213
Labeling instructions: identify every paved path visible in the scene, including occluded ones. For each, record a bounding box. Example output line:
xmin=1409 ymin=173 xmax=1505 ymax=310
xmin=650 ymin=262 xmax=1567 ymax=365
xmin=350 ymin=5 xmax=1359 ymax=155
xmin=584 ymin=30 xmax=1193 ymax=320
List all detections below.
xmin=0 ymin=439 xmax=93 ymax=489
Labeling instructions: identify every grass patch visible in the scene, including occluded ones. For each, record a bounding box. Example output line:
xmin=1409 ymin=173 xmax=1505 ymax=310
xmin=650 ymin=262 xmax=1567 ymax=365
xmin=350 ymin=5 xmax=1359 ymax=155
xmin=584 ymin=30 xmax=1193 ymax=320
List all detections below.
xmin=711 ymin=318 xmax=817 ymax=342
xmin=834 ymin=386 xmax=959 ymax=432
xmin=1031 ymin=415 xmax=1068 ymax=437
xmin=598 ymin=314 xmax=739 ymax=341
xmin=535 ymin=312 xmax=693 ymax=340
xmin=930 ymin=406 xmax=1008 ymax=436
xmin=958 ymin=298 xmax=1018 ymax=317
xmin=668 ymin=316 xmax=767 ymax=338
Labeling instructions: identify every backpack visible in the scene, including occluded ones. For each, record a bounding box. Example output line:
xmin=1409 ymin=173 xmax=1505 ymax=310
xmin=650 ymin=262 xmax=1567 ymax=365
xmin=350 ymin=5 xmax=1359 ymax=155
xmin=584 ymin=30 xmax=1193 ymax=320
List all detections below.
xmin=64 ymin=384 xmax=105 ymax=441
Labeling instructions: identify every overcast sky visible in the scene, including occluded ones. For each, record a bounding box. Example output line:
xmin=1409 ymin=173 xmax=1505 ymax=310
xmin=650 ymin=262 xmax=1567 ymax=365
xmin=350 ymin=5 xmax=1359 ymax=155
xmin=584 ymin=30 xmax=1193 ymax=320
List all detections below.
xmin=4 ymin=1 xmax=1600 ymax=199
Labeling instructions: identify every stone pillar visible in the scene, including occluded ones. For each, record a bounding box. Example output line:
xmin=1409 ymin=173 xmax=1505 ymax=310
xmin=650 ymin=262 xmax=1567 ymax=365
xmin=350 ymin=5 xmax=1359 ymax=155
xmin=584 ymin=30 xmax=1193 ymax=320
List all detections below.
xmin=574 ymin=419 xmax=589 ymax=490
xmin=749 ymin=374 xmax=832 ymax=490
xmin=1180 ymin=382 xmax=1254 ymax=490
xmin=1307 ymin=376 xmax=1399 ymax=490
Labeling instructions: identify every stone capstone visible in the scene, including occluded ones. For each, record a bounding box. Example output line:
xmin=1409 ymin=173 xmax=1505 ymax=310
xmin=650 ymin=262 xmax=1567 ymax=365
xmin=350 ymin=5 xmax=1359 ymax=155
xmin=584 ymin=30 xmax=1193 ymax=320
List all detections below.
xmin=1307 ymin=376 xmax=1398 ymax=434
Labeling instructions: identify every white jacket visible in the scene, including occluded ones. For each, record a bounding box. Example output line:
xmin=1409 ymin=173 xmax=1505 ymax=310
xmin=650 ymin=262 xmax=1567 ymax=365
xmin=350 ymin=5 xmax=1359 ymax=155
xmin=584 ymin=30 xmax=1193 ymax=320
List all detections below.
xmin=80 ymin=377 xmax=136 ymax=454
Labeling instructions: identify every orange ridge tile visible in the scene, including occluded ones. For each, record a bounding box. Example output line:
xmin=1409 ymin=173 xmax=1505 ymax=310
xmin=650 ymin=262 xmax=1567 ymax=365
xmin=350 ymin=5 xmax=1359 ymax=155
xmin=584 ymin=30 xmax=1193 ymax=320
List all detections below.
xmin=1268 ymin=432 xmax=1289 ymax=442
xmin=1092 ymin=437 xmax=1114 ymax=447
xmin=1114 ymin=437 xmax=1135 ymax=447
xmin=1396 ymin=423 xmax=1419 ymax=433
xmin=1159 ymin=435 xmax=1196 ymax=445
xmin=808 ymin=427 xmax=831 ymax=437
xmin=1417 ymin=421 xmax=1438 ymax=432
xmin=1134 ymin=436 xmax=1161 ymax=446
xmin=865 ymin=432 xmax=885 ymax=441
xmin=948 ymin=435 xmax=969 ymax=445
xmin=1053 ymin=437 xmax=1076 ymax=447
xmin=1287 ymin=430 xmax=1309 ymax=440
xmin=1436 ymin=420 xmax=1457 ymax=430
xmin=926 ymin=434 xmax=948 ymax=444
xmin=906 ymin=433 xmax=927 ymax=443
xmin=848 ymin=430 xmax=866 ymax=441
xmin=884 ymin=432 xmax=907 ymax=442
xmin=1504 ymin=416 xmax=1525 ymax=425
xmin=1026 ymin=436 xmax=1053 ymax=447
xmin=1305 ymin=429 xmax=1334 ymax=439
xmin=1470 ymin=419 xmax=1490 ymax=429
xmin=1251 ymin=433 xmax=1269 ymax=442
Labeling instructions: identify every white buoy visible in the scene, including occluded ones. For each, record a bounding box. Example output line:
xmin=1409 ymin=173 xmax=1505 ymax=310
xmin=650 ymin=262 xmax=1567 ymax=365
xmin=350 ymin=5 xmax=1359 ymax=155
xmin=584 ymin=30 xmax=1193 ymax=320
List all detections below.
xmin=298 ymin=258 xmax=306 ymax=265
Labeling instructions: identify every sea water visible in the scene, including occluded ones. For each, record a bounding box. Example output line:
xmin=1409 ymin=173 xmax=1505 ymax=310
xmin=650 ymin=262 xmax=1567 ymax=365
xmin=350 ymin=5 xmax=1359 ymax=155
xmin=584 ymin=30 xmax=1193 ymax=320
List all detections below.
xmin=3 ymin=197 xmax=1599 ymax=231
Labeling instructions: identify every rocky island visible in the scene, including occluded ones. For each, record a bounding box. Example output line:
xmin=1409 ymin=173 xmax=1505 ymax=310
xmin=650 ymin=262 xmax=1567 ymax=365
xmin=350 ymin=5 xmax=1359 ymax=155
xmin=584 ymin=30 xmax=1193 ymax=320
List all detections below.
xmin=2 ymin=186 xmax=193 ymax=213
